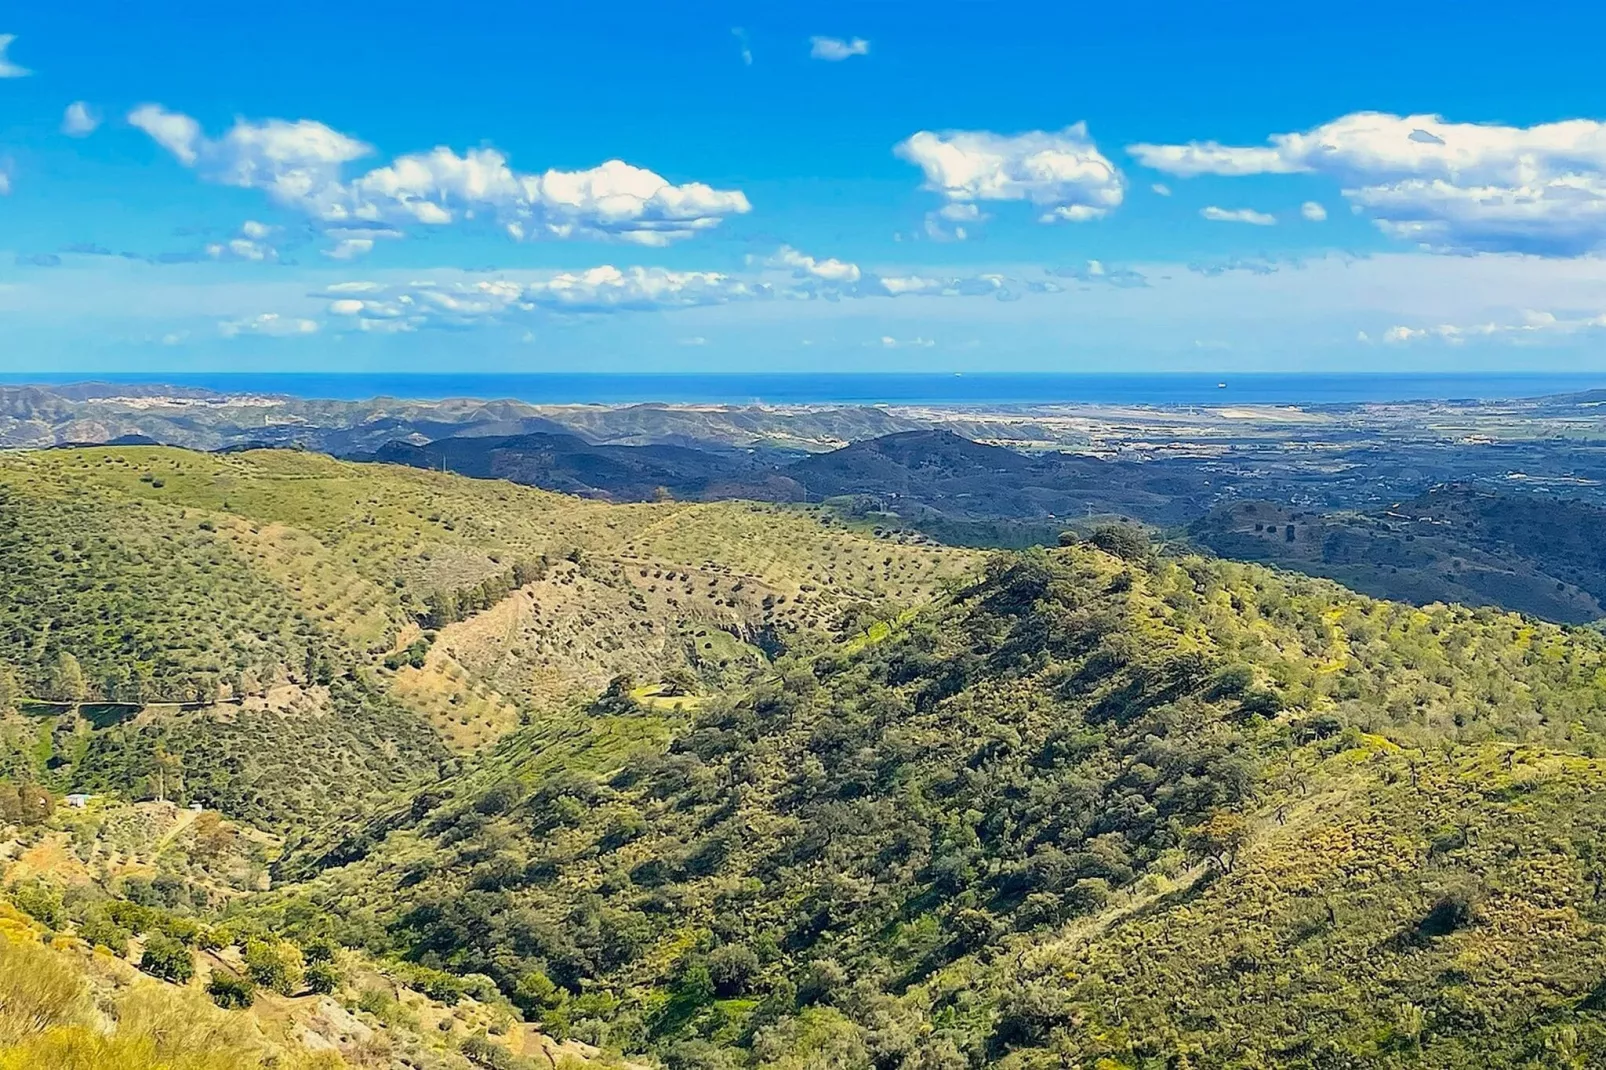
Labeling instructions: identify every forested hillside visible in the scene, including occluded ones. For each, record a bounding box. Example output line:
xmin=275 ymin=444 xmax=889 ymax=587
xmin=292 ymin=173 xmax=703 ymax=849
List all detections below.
xmin=269 ymin=541 xmax=1606 ymax=1067
xmin=1190 ymin=486 xmax=1606 ymax=625
xmin=7 ymin=446 xmax=1606 ymax=1067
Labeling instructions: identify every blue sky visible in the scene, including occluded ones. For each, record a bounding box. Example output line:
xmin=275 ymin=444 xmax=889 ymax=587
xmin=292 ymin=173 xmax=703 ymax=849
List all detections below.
xmin=5 ymin=0 xmax=1606 ymax=373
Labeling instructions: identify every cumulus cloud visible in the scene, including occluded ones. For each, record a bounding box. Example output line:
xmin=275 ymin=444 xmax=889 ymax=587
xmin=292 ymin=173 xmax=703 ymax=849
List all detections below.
xmin=0 ymin=35 xmax=29 ymax=78
xmin=1380 ymin=308 xmax=1606 ymax=344
xmin=324 ymin=239 xmax=373 ymax=261
xmin=810 ymin=36 xmax=869 ymax=61
xmin=319 ymin=269 xmax=767 ymax=331
xmin=1301 ymin=200 xmax=1328 ymax=222
xmin=748 ymin=246 xmax=1012 ymax=300
xmin=207 ymin=239 xmax=275 ymax=262
xmin=206 ymin=221 xmax=280 ymax=262
xmin=764 ymin=244 xmax=862 ymax=283
xmin=128 ymin=105 xmax=751 ymax=247
xmin=219 ymin=313 xmax=320 ymax=338
xmin=1130 ymin=111 xmax=1606 ymax=255
xmin=896 ymin=123 xmax=1124 ymax=230
xmin=315 ymin=248 xmax=1021 ymax=332
xmin=1200 ymin=206 xmax=1277 ymax=225
xmin=1128 ymin=142 xmax=1299 ymax=178
xmin=62 ymin=102 xmax=100 ymax=137
xmin=922 ymin=202 xmax=987 ymax=241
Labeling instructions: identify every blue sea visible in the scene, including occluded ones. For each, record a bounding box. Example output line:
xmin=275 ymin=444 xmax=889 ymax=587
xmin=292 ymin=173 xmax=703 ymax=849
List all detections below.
xmin=4 ymin=372 xmax=1605 ymax=407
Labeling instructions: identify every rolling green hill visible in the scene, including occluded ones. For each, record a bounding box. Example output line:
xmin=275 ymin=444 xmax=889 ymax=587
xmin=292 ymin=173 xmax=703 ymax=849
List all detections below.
xmin=9 ymin=446 xmax=1606 ymax=1067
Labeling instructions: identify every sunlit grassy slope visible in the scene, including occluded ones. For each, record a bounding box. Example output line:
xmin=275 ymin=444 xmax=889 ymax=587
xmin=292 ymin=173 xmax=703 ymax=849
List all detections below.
xmin=0 ymin=887 xmax=622 ymax=1070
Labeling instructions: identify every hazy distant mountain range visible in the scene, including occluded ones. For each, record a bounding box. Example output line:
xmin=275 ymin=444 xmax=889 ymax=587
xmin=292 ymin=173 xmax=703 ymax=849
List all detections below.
xmin=352 ymin=429 xmax=1219 ymax=524
xmin=0 ymin=381 xmax=1002 ymax=454
xmin=15 ymin=381 xmax=1606 ymax=623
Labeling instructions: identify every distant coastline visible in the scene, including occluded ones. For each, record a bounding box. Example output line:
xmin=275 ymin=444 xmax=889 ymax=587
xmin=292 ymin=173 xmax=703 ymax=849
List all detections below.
xmin=2 ymin=371 xmax=1604 ymax=407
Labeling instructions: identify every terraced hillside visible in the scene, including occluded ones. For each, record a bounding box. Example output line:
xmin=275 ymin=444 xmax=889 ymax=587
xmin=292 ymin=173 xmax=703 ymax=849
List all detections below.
xmin=0 ymin=446 xmax=977 ymax=810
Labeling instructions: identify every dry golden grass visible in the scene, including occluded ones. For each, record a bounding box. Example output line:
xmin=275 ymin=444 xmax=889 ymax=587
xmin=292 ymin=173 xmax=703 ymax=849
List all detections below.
xmin=0 ymin=909 xmax=340 ymax=1069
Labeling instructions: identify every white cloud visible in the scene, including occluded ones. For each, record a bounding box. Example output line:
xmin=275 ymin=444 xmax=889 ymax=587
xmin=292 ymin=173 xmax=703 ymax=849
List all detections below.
xmin=1301 ymin=200 xmax=1328 ymax=222
xmin=205 ymin=221 xmax=280 ymax=262
xmin=1381 ymin=308 xmax=1606 ymax=344
xmin=529 ymin=267 xmax=760 ymax=310
xmin=1130 ymin=111 xmax=1606 ymax=255
xmin=1047 ymin=260 xmax=1149 ymax=288
xmin=207 ymin=239 xmax=275 ymax=262
xmin=937 ymin=203 xmax=985 ymax=222
xmin=732 ymin=28 xmax=752 ymax=66
xmin=1151 ymin=183 xmax=1172 ymax=196
xmin=764 ymin=245 xmax=862 ymax=283
xmin=129 ymin=105 xmax=751 ymax=247
xmin=810 ymin=36 xmax=870 ymax=61
xmin=1128 ymin=142 xmax=1299 ymax=178
xmin=315 ymin=248 xmax=1021 ymax=332
xmin=923 ymin=202 xmax=986 ymax=241
xmin=324 ymin=239 xmax=374 ymax=261
xmin=869 ymin=272 xmax=1008 ymax=298
xmin=127 ymin=105 xmax=209 ymax=167
xmin=878 ymin=335 xmax=936 ymax=348
xmin=62 ymin=102 xmax=100 ymax=137
xmin=0 ymin=169 xmax=10 ymax=197
xmin=896 ymin=123 xmax=1125 ymax=228
xmin=1200 ymin=206 xmax=1277 ymax=226
xmin=0 ymin=35 xmax=29 ymax=78
xmin=1042 ymin=205 xmax=1106 ymax=222
xmin=319 ymin=268 xmax=767 ymax=330
xmin=319 ymin=225 xmax=401 ymax=260
xmin=219 ymin=313 xmax=319 ymax=337
xmin=748 ymin=245 xmax=1011 ymax=300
